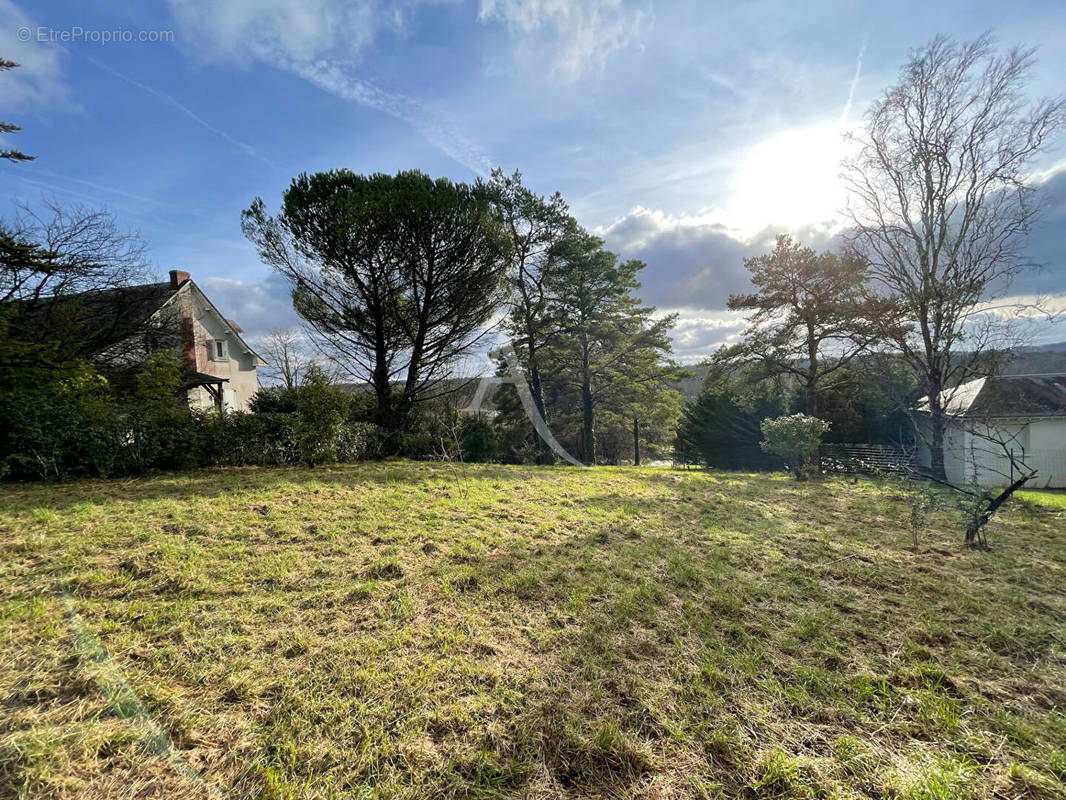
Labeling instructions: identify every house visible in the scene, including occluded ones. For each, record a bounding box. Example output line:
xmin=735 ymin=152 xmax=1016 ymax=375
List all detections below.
xmin=46 ymin=269 xmax=267 ymax=412
xmin=916 ymin=374 xmax=1066 ymax=489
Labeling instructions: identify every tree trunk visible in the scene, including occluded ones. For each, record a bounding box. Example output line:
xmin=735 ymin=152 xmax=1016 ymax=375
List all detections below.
xmin=805 ymin=378 xmax=818 ymax=418
xmin=579 ymin=344 xmax=595 ymax=464
xmin=372 ymin=347 xmax=394 ymax=431
xmin=964 ymin=473 xmax=1033 ymax=547
xmin=926 ymin=380 xmax=948 ymax=482
xmin=581 ymin=380 xmax=594 ymax=465
xmin=633 ymin=417 xmax=640 ymax=466
xmin=528 ymin=358 xmax=551 ymax=464
xmin=805 ymin=323 xmax=819 ymax=417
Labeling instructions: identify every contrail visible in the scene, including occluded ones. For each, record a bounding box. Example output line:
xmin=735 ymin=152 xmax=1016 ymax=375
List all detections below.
xmin=4 ymin=173 xmax=180 ymax=227
xmin=839 ymin=34 xmax=869 ymax=125
xmin=284 ymin=57 xmax=495 ymax=177
xmin=84 ymin=55 xmax=274 ymax=167
xmin=32 ymin=167 xmax=166 ymax=206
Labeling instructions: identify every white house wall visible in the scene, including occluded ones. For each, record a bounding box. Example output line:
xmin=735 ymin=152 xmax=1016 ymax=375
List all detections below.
xmin=173 ymin=285 xmax=261 ymax=412
xmin=917 ymin=416 xmax=1066 ymax=488
xmin=1021 ymin=419 xmax=1066 ymax=489
xmin=966 ymin=422 xmax=1027 ymax=489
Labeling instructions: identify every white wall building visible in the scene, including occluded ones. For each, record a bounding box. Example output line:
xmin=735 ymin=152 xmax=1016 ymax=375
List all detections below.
xmin=917 ymin=375 xmax=1066 ymax=489
xmin=85 ymin=269 xmax=266 ymax=412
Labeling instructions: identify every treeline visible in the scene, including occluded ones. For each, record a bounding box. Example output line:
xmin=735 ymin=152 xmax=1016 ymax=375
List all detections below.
xmin=1 ymin=168 xmax=681 ymax=477
xmin=244 ymin=168 xmax=683 ymax=466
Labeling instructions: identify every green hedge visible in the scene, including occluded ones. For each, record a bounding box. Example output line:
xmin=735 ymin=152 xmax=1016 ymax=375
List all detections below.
xmin=0 ymin=354 xmax=502 ymax=481
xmin=0 ymin=355 xmax=382 ymax=481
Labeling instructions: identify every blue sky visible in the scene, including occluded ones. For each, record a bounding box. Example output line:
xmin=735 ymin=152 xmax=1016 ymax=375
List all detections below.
xmin=3 ymin=0 xmax=1066 ymax=363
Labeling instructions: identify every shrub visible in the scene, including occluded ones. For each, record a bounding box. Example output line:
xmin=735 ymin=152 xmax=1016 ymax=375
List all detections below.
xmin=122 ymin=351 xmax=200 ymax=473
xmin=294 ymin=365 xmax=351 ymax=467
xmin=459 ymin=416 xmax=498 ymax=462
xmin=0 ymin=362 xmax=120 ymax=479
xmin=759 ymin=413 xmax=830 ymax=480
xmin=248 ymin=385 xmax=301 ymax=414
xmin=0 ymin=353 xmax=383 ymax=480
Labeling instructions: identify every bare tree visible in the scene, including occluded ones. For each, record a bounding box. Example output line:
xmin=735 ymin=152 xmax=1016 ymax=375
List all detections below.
xmin=843 ymin=34 xmax=1065 ymax=481
xmin=2 ymin=199 xmax=150 ymax=304
xmin=957 ymin=426 xmax=1036 ymax=548
xmin=259 ymin=327 xmax=308 ymax=389
xmin=1 ymin=200 xmax=158 ymax=369
xmin=916 ymin=403 xmax=1037 ymax=548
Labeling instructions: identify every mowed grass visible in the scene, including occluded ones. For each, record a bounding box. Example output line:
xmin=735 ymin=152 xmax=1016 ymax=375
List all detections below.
xmin=1020 ymin=489 xmax=1066 ymax=511
xmin=1 ymin=464 xmax=1064 ymax=800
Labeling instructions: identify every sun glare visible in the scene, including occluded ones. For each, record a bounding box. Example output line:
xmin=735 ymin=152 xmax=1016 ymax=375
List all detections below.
xmin=726 ymin=123 xmax=856 ymax=237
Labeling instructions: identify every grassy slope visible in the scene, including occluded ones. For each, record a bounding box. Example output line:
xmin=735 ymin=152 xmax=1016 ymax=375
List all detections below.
xmin=0 ymin=464 xmax=1063 ymax=800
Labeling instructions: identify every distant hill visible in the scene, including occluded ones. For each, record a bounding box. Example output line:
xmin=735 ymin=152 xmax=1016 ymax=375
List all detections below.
xmin=1016 ymin=340 xmax=1066 ymax=353
xmin=1002 ymin=341 xmax=1066 ymax=375
xmin=334 ymin=342 xmax=1066 ymax=412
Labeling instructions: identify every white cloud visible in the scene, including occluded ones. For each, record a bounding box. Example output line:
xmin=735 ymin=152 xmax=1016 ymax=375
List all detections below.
xmin=0 ymin=0 xmax=71 ymax=110
xmin=595 ymin=204 xmax=855 ymax=362
xmin=667 ymin=308 xmax=746 ymax=361
xmin=477 ymin=0 xmax=650 ymax=82
xmin=198 ymin=274 xmax=302 ymax=338
xmin=168 ymin=0 xmax=385 ymax=64
xmin=283 ymin=58 xmax=493 ymax=175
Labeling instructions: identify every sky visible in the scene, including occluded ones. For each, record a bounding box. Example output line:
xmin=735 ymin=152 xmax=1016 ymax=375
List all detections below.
xmin=2 ymin=0 xmax=1066 ymax=366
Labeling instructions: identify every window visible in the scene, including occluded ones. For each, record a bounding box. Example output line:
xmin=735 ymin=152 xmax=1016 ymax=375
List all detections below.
xmin=212 ymin=339 xmax=228 ymax=361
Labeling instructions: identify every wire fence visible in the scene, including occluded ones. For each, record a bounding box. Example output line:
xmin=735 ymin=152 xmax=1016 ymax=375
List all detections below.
xmin=820 ymin=443 xmax=917 ymax=476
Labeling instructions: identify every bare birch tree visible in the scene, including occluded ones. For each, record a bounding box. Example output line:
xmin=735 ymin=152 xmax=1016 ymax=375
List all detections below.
xmin=843 ymin=34 xmax=1064 ymax=481
xmin=259 ymin=327 xmax=308 ymax=389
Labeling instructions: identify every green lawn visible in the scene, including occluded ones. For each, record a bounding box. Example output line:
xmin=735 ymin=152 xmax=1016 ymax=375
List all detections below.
xmin=1020 ymin=489 xmax=1066 ymax=511
xmin=1 ymin=463 xmax=1064 ymax=799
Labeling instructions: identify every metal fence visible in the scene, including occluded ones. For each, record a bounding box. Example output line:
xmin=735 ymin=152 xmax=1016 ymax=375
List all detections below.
xmin=820 ymin=443 xmax=918 ymax=476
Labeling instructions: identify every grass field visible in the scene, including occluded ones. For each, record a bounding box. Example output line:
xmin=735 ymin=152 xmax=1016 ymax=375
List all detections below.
xmin=1 ymin=463 xmax=1064 ymax=799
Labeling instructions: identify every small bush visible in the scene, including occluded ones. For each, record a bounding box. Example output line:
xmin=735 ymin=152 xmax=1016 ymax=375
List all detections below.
xmin=458 ymin=416 xmax=498 ymax=462
xmin=121 ymin=351 xmax=201 ymax=473
xmin=293 ymin=365 xmax=349 ymax=467
xmin=759 ymin=413 xmax=830 ymax=480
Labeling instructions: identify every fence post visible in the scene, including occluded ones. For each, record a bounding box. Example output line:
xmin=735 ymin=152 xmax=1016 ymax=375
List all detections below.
xmin=1010 ymin=448 xmax=1014 ymax=483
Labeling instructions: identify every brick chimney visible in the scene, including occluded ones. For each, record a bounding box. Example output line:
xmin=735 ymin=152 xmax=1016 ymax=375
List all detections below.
xmin=169 ymin=269 xmax=190 ymax=288
xmin=180 ymin=314 xmax=198 ymax=372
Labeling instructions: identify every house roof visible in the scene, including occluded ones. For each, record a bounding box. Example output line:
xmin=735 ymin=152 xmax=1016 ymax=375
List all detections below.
xmin=12 ymin=276 xmax=267 ymax=367
xmin=918 ymin=374 xmax=1066 ymax=418
xmin=186 ymin=371 xmax=229 ymax=387
xmin=12 ymin=281 xmax=182 ymax=363
xmin=181 ymin=280 xmax=268 ymax=367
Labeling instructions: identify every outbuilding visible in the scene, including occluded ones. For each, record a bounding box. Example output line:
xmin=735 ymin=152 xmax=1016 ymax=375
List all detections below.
xmin=916 ymin=374 xmax=1066 ymax=489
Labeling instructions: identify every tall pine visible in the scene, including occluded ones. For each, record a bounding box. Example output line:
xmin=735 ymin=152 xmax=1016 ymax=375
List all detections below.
xmin=546 ymin=228 xmax=678 ymax=464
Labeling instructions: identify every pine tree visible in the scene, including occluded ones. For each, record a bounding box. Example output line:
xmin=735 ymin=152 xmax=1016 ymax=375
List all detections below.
xmin=545 ymin=228 xmax=679 ymax=464
xmin=490 ymin=169 xmax=571 ymax=462
xmin=718 ymin=235 xmax=880 ymax=418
